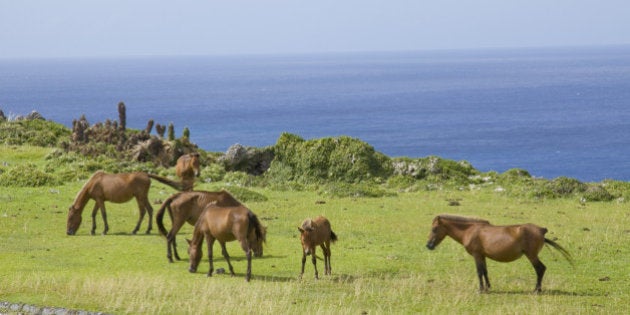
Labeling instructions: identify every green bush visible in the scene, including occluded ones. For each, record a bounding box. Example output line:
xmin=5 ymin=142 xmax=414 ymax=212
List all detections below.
xmin=582 ymin=184 xmax=614 ymax=202
xmin=318 ymin=182 xmax=394 ymax=198
xmin=529 ymin=176 xmax=587 ymax=199
xmin=270 ymin=132 xmax=392 ymax=184
xmin=392 ymin=156 xmax=478 ymax=185
xmin=221 ymin=186 xmax=268 ymax=202
xmin=385 ymin=174 xmax=418 ymax=192
xmin=0 ymin=163 xmax=60 ymax=187
xmin=0 ymin=120 xmax=70 ymax=147
xmin=223 ymin=171 xmax=259 ymax=187
xmin=201 ymin=163 xmax=227 ymax=183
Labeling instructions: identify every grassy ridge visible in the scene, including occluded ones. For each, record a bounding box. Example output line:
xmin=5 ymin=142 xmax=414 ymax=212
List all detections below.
xmin=1 ymin=156 xmax=629 ymax=313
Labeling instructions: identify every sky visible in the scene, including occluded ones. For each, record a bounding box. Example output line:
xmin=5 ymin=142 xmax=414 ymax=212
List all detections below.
xmin=1 ymin=0 xmax=629 ymax=58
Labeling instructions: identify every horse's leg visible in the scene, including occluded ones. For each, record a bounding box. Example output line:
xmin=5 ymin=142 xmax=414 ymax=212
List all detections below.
xmin=219 ymin=241 xmax=236 ymax=277
xmin=312 ymin=247 xmax=319 ymax=279
xmin=90 ymin=203 xmax=99 ymax=235
xmin=206 ymin=236 xmax=215 ymax=277
xmin=300 ymin=251 xmax=307 ymax=279
xmin=132 ymin=198 xmax=147 ymax=234
xmin=320 ymin=243 xmax=330 ymax=275
xmin=101 ymin=203 xmax=109 ymax=235
xmin=528 ymin=257 xmax=547 ymax=293
xmin=245 ymin=245 xmax=252 ymax=282
xmin=474 ymin=256 xmax=490 ymax=293
xmin=169 ymin=217 xmax=187 ymax=262
xmin=144 ymin=199 xmax=153 ymax=234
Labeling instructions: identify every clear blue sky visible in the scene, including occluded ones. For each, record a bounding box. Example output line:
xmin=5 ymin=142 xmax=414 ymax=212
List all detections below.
xmin=1 ymin=0 xmax=629 ymax=58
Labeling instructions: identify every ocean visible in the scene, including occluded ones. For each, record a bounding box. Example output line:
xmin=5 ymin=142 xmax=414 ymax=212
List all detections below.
xmin=1 ymin=46 xmax=630 ymax=182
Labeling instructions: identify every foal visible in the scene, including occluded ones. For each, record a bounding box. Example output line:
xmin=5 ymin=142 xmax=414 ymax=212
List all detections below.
xmin=298 ymin=216 xmax=338 ymax=279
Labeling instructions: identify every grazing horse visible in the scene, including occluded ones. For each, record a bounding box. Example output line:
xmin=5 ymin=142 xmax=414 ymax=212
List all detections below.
xmin=66 ymin=171 xmax=181 ymax=235
xmin=426 ymin=214 xmax=573 ymax=293
xmin=176 ymin=153 xmax=201 ymax=191
xmin=298 ymin=216 xmax=338 ymax=279
xmin=156 ymin=190 xmax=246 ymax=263
xmin=187 ymin=204 xmax=266 ymax=282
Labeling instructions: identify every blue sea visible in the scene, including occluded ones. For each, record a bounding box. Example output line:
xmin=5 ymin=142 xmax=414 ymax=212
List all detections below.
xmin=1 ymin=46 xmax=630 ymax=182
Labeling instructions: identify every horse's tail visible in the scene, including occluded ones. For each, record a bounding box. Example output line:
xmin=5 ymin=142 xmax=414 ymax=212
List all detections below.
xmin=544 ymin=238 xmax=574 ymax=267
xmin=330 ymin=230 xmax=338 ymax=243
xmin=148 ymin=173 xmax=184 ymax=191
xmin=247 ymin=211 xmax=265 ymax=243
xmin=156 ymin=193 xmax=178 ymax=238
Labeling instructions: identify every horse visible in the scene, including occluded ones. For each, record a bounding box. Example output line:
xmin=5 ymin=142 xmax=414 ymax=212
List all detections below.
xmin=187 ymin=204 xmax=266 ymax=282
xmin=298 ymin=216 xmax=338 ymax=279
xmin=176 ymin=153 xmax=201 ymax=191
xmin=66 ymin=171 xmax=182 ymax=235
xmin=155 ymin=190 xmax=245 ymax=263
xmin=426 ymin=214 xmax=573 ymax=293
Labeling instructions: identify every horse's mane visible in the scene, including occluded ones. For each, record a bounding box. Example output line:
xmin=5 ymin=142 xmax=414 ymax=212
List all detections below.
xmin=71 ymin=171 xmax=105 ymax=209
xmin=436 ymin=214 xmax=490 ymax=225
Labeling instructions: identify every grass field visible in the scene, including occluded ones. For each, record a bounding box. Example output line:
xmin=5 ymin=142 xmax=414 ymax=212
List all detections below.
xmin=1 ymin=147 xmax=629 ymax=314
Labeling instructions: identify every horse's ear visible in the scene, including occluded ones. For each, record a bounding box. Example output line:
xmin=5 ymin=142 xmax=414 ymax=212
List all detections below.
xmin=298 ymin=226 xmax=304 ymax=233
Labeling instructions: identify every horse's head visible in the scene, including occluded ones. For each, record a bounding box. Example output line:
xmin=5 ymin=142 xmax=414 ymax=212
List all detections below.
xmin=187 ymin=238 xmax=202 ymax=273
xmin=426 ymin=216 xmax=447 ymax=250
xmin=297 ymin=219 xmax=316 ymax=255
xmin=190 ymin=153 xmax=201 ymax=177
xmin=66 ymin=205 xmax=82 ymax=235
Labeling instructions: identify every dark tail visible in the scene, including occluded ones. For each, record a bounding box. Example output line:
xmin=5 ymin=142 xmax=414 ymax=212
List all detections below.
xmin=156 ymin=193 xmax=178 ymax=237
xmin=247 ymin=211 xmax=265 ymax=243
xmin=330 ymin=230 xmax=338 ymax=243
xmin=544 ymin=238 xmax=574 ymax=267
xmin=148 ymin=173 xmax=183 ymax=191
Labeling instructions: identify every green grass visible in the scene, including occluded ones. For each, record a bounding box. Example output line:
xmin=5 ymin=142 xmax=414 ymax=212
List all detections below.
xmin=1 ymin=148 xmax=629 ymax=314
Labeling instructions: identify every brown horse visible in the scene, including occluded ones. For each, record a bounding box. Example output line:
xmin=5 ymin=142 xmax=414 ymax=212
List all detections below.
xmin=176 ymin=153 xmax=201 ymax=191
xmin=66 ymin=171 xmax=181 ymax=235
xmin=156 ymin=190 xmax=245 ymax=262
xmin=298 ymin=216 xmax=338 ymax=279
xmin=426 ymin=214 xmax=573 ymax=293
xmin=187 ymin=204 xmax=266 ymax=282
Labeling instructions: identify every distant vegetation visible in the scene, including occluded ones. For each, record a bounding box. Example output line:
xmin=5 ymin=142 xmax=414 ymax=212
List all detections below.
xmin=1 ymin=109 xmax=628 ymax=202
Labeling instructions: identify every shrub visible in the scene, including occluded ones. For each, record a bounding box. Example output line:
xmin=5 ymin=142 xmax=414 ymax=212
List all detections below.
xmin=582 ymin=184 xmax=614 ymax=202
xmin=0 ymin=163 xmax=59 ymax=187
xmin=201 ymin=163 xmax=227 ymax=183
xmin=269 ymin=132 xmax=392 ymax=184
xmin=392 ymin=156 xmax=478 ymax=184
xmin=221 ymin=186 xmax=268 ymax=202
xmin=386 ymin=174 xmax=418 ymax=192
xmin=600 ymin=180 xmax=630 ymax=200
xmin=223 ymin=171 xmax=259 ymax=187
xmin=318 ymin=182 xmax=394 ymax=198
xmin=0 ymin=120 xmax=70 ymax=147
xmin=529 ymin=176 xmax=587 ymax=199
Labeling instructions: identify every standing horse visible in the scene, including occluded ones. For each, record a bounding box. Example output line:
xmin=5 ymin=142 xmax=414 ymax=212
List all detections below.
xmin=426 ymin=214 xmax=573 ymax=293
xmin=298 ymin=216 xmax=338 ymax=279
xmin=176 ymin=153 xmax=201 ymax=191
xmin=187 ymin=204 xmax=266 ymax=282
xmin=66 ymin=171 xmax=181 ymax=235
xmin=156 ymin=190 xmax=245 ymax=263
